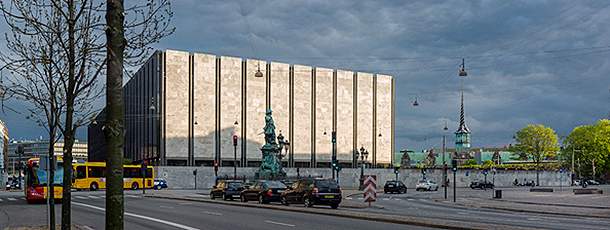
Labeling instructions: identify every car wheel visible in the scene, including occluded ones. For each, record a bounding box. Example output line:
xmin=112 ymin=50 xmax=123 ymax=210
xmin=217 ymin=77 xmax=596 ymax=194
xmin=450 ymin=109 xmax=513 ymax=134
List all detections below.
xmin=210 ymin=193 xmax=215 ymax=199
xmin=90 ymin=182 xmax=98 ymax=191
xmin=434 ymin=187 xmax=438 ymax=191
xmin=240 ymin=195 xmax=247 ymax=202
xmin=401 ymin=188 xmax=407 ymax=194
xmin=330 ymin=204 xmax=338 ymax=209
xmin=131 ymin=182 xmax=139 ymax=190
xmin=304 ymin=196 xmax=313 ymax=207
xmin=258 ymin=195 xmax=268 ymax=204
xmin=281 ymin=196 xmax=289 ymax=206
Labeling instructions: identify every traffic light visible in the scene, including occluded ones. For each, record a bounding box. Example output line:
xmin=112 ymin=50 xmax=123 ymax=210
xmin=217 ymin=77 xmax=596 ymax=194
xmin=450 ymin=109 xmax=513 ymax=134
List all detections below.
xmin=331 ymin=160 xmax=338 ymax=169
xmin=193 ymin=169 xmax=197 ymax=176
xmin=331 ymin=131 xmax=336 ymax=144
xmin=393 ymin=166 xmax=400 ymax=174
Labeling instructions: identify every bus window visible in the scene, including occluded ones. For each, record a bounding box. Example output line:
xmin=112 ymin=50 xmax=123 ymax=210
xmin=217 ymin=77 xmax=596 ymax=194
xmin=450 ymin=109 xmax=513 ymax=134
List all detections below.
xmin=88 ymin=166 xmax=105 ymax=178
xmin=76 ymin=166 xmax=86 ymax=179
xmin=124 ymin=168 xmax=140 ymax=178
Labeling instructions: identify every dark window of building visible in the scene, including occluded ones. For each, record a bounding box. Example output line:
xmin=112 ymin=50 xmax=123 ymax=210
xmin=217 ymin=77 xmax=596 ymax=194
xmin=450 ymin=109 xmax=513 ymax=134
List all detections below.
xmin=167 ymin=160 xmax=187 ymax=166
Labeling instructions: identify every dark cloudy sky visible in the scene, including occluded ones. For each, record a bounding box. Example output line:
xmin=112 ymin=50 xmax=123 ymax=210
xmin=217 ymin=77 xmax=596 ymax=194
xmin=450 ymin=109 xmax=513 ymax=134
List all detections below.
xmin=2 ymin=0 xmax=609 ymax=151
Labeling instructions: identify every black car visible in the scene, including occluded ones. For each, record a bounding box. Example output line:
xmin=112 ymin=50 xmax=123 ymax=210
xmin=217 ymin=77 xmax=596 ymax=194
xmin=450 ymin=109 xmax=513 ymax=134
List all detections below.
xmin=240 ymin=180 xmax=287 ymax=204
xmin=210 ymin=180 xmax=245 ymax=200
xmin=280 ymin=178 xmax=342 ymax=209
xmin=153 ymin=179 xmax=168 ymax=190
xmin=470 ymin=180 xmax=494 ymax=189
xmin=384 ymin=180 xmax=407 ymax=194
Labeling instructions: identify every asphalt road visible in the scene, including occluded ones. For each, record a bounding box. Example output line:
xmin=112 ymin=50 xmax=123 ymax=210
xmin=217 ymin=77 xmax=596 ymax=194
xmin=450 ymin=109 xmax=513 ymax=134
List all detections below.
xmin=353 ymin=189 xmax=610 ymax=230
xmin=0 ymin=191 xmax=432 ymax=230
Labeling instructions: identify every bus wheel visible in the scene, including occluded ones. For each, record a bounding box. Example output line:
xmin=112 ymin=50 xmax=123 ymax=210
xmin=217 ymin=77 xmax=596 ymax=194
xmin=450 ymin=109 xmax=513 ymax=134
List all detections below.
xmin=90 ymin=182 xmax=99 ymax=191
xmin=131 ymin=182 xmax=139 ymax=190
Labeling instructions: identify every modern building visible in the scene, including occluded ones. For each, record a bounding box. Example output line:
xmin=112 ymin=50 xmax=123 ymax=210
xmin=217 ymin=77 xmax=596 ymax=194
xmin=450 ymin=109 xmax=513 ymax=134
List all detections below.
xmin=0 ymin=120 xmax=8 ymax=186
xmin=7 ymin=139 xmax=88 ymax=176
xmin=89 ymin=49 xmax=395 ymax=168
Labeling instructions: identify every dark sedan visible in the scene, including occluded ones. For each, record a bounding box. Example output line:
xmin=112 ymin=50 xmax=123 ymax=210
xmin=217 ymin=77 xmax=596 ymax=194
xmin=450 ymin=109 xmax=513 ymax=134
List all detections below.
xmin=280 ymin=178 xmax=342 ymax=209
xmin=210 ymin=180 xmax=245 ymax=200
xmin=384 ymin=180 xmax=407 ymax=194
xmin=470 ymin=180 xmax=494 ymax=189
xmin=240 ymin=180 xmax=287 ymax=204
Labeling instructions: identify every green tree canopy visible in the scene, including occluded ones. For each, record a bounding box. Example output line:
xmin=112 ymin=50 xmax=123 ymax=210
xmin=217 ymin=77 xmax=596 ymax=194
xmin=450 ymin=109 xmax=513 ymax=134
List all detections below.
xmin=561 ymin=119 xmax=610 ymax=178
xmin=512 ymin=124 xmax=560 ymax=163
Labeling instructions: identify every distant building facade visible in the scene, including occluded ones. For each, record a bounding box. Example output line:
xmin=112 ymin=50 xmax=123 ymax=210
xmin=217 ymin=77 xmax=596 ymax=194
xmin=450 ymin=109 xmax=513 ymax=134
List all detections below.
xmin=0 ymin=120 xmax=8 ymax=186
xmin=7 ymin=139 xmax=88 ymax=176
xmin=89 ymin=50 xmax=395 ymax=168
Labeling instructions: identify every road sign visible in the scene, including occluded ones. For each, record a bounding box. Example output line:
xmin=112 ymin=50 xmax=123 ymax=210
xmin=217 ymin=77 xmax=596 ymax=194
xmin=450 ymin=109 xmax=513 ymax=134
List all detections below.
xmin=363 ymin=175 xmax=377 ymax=206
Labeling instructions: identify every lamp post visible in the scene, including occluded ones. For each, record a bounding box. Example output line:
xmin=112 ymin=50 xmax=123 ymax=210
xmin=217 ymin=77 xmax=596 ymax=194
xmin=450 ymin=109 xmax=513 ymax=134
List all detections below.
xmin=233 ymin=121 xmax=239 ymax=179
xmin=277 ymin=131 xmax=287 ymax=168
xmin=443 ymin=121 xmax=448 ymax=200
xmin=357 ymin=146 xmax=369 ymax=190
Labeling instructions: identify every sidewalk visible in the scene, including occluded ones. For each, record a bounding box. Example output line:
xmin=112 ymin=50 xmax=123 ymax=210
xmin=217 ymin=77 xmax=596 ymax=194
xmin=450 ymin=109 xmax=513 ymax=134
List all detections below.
xmin=432 ymin=187 xmax=610 ymax=219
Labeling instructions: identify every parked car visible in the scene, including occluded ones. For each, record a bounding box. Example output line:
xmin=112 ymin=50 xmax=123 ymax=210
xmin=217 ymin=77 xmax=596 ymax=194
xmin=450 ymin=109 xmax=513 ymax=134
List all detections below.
xmin=210 ymin=180 xmax=245 ymax=200
xmin=280 ymin=178 xmax=342 ymax=209
xmin=240 ymin=180 xmax=287 ymax=204
xmin=384 ymin=180 xmax=407 ymax=194
xmin=470 ymin=180 xmax=494 ymax=189
xmin=415 ymin=179 xmax=438 ymax=191
xmin=587 ymin=180 xmax=600 ymax=185
xmin=153 ymin=179 xmax=168 ymax=190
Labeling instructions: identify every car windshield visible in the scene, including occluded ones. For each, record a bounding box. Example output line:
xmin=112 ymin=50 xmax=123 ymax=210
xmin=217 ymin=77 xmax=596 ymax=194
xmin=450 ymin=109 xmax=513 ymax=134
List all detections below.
xmin=315 ymin=180 xmax=339 ymax=188
xmin=227 ymin=182 xmax=243 ymax=189
xmin=264 ymin=181 xmax=287 ymax=189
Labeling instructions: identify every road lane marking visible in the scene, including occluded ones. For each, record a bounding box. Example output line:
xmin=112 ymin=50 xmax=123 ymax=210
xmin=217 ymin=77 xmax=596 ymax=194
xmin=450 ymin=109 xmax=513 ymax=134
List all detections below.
xmin=0 ymin=198 xmax=3 ymax=202
xmin=264 ymin=220 xmax=295 ymax=227
xmin=202 ymin=211 xmax=222 ymax=216
xmin=345 ymin=197 xmax=353 ymax=200
xmin=407 ymin=198 xmax=414 ymax=201
xmin=126 ymin=195 xmax=138 ymax=198
xmin=72 ymin=202 xmax=200 ymax=230
xmin=393 ymin=198 xmax=401 ymax=201
xmin=179 ymin=202 xmax=194 ymax=205
xmin=88 ymin=196 xmax=100 ymax=199
xmin=382 ymin=198 xmax=390 ymax=200
xmin=159 ymin=205 xmax=174 ymax=209
xmin=357 ymin=197 xmax=363 ymax=200
xmin=7 ymin=198 xmax=16 ymax=201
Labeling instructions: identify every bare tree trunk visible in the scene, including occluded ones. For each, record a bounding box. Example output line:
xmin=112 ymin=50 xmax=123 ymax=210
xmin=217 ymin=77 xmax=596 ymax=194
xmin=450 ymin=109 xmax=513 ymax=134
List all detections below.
xmin=105 ymin=0 xmax=125 ymax=229
xmin=61 ymin=1 xmax=76 ymax=229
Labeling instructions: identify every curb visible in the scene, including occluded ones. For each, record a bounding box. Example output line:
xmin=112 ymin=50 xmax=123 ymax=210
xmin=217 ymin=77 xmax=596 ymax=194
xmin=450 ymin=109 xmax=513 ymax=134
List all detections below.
xmin=146 ymin=194 xmax=535 ymax=230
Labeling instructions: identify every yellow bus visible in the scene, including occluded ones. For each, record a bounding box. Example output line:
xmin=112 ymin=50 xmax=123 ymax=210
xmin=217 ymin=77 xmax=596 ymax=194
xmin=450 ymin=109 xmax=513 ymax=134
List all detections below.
xmin=72 ymin=162 xmax=154 ymax=191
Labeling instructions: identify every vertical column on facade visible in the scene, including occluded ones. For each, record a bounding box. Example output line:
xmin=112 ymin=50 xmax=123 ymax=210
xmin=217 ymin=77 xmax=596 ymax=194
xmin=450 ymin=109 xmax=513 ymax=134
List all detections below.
xmin=310 ymin=67 xmax=316 ymax=168
xmin=288 ymin=65 xmax=294 ymax=167
xmin=391 ymin=78 xmax=396 ymax=166
xmin=332 ymin=70 xmax=337 ymax=164
xmin=372 ymin=74 xmax=377 ymax=167
xmin=215 ymin=57 xmax=221 ymax=165
xmin=352 ymin=72 xmax=358 ymax=168
xmin=188 ymin=54 xmax=194 ymax=166
xmin=241 ymin=60 xmax=247 ymax=167
xmin=160 ymin=52 xmax=167 ymax=165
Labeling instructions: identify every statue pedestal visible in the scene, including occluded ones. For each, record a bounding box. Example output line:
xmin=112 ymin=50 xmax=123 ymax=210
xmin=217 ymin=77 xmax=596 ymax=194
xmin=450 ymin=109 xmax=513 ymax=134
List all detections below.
xmin=256 ymin=144 xmax=286 ymax=179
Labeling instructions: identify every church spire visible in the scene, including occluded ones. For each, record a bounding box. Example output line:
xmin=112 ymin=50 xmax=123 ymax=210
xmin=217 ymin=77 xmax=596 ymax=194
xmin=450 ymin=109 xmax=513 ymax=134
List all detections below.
xmin=455 ymin=58 xmax=471 ymax=151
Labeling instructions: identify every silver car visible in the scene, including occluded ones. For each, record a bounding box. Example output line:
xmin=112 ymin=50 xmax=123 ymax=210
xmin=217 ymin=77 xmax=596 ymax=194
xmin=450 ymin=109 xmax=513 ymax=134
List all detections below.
xmin=416 ymin=179 xmax=439 ymax=191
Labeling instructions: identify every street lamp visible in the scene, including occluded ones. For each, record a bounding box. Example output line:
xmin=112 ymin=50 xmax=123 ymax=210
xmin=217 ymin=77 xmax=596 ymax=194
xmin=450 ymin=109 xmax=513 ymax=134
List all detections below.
xmin=357 ymin=146 xmax=369 ymax=189
xmin=442 ymin=120 xmax=448 ymax=200
xmin=233 ymin=121 xmax=239 ymax=179
xmin=255 ymin=63 xmax=264 ymax=78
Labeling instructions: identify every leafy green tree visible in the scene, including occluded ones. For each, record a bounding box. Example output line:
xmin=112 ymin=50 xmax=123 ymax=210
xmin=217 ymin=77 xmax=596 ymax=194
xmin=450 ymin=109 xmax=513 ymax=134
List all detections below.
xmin=561 ymin=119 xmax=610 ymax=180
xmin=512 ymin=124 xmax=559 ymax=186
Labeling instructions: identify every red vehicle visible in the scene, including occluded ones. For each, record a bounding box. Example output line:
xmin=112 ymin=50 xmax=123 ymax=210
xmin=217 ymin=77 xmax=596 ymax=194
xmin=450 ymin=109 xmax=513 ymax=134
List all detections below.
xmin=24 ymin=157 xmax=64 ymax=204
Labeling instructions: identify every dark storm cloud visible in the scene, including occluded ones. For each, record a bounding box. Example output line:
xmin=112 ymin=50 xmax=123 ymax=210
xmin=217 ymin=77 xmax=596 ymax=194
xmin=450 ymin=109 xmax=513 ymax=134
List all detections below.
xmin=2 ymin=0 xmax=609 ymax=151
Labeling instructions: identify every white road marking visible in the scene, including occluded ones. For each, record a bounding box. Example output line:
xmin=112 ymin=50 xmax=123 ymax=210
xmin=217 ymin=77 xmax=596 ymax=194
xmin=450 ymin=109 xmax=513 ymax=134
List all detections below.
xmin=457 ymin=212 xmax=469 ymax=215
xmin=73 ymin=202 xmax=200 ymax=230
xmin=81 ymin=226 xmax=95 ymax=230
xmin=179 ymin=202 xmax=194 ymax=205
xmin=407 ymin=198 xmax=414 ymax=201
xmin=159 ymin=205 xmax=174 ymax=209
xmin=126 ymin=195 xmax=138 ymax=198
xmin=382 ymin=198 xmax=390 ymax=200
xmin=0 ymin=198 xmax=3 ymax=202
xmin=357 ymin=197 xmax=363 ymax=200
xmin=7 ymin=198 xmax=17 ymax=201
xmin=393 ymin=198 xmax=401 ymax=201
xmin=88 ymin=196 xmax=99 ymax=199
xmin=74 ymin=196 xmax=86 ymax=199
xmin=202 ymin=211 xmax=222 ymax=216
xmin=345 ymin=197 xmax=353 ymax=200
xmin=264 ymin=220 xmax=296 ymax=227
